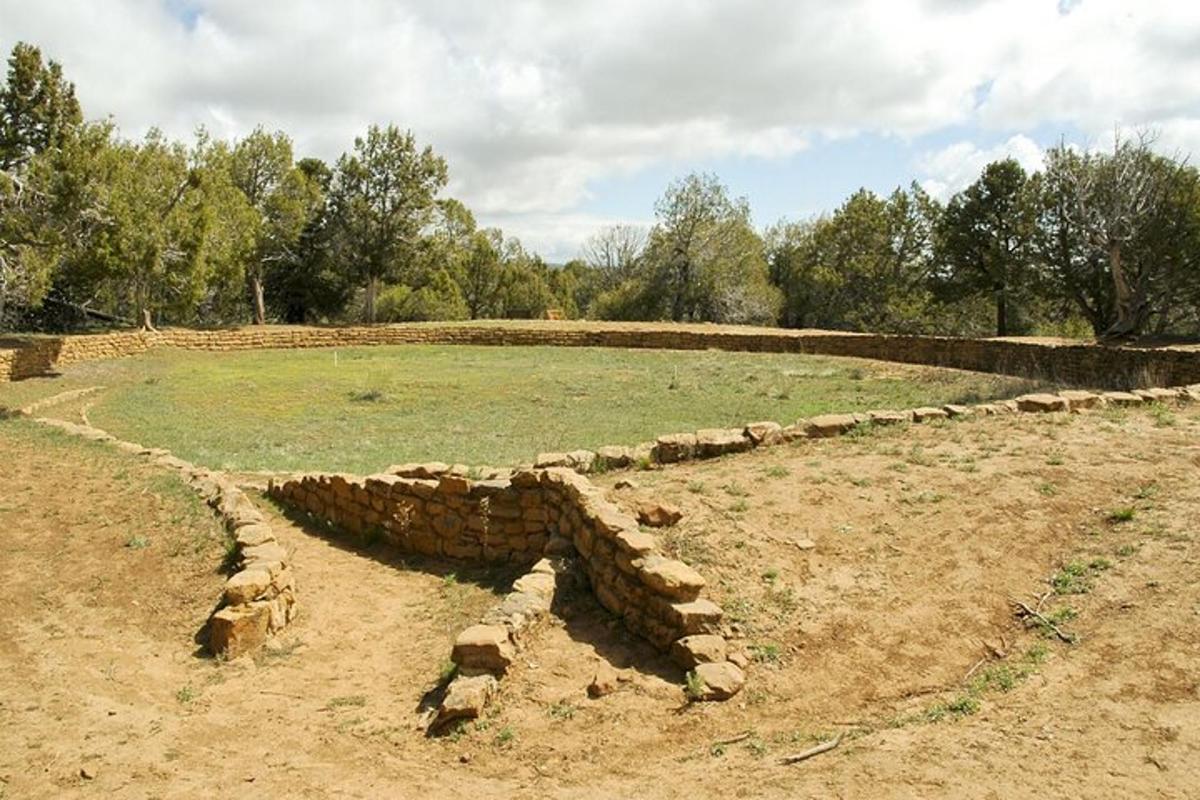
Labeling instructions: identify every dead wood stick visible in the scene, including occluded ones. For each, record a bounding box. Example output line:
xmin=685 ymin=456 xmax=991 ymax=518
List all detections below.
xmin=1011 ymin=599 xmax=1075 ymax=644
xmin=779 ymin=734 xmax=843 ymax=765
xmin=963 ymin=657 xmax=988 ymax=682
xmin=1034 ymin=587 xmax=1054 ymax=613
xmin=713 ymin=731 xmax=753 ymax=746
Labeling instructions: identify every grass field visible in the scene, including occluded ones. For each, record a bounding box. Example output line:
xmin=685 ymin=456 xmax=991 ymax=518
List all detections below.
xmin=0 ymin=344 xmax=1046 ymax=472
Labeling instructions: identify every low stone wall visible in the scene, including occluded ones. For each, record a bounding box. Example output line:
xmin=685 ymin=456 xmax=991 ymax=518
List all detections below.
xmin=267 ymin=463 xmax=741 ymax=705
xmin=4 ymin=321 xmax=1200 ymax=388
xmin=535 ymin=384 xmax=1200 ymax=476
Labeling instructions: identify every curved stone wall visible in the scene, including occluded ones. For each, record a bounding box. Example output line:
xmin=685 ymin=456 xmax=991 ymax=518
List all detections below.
xmin=267 ymin=464 xmax=726 ymax=652
xmin=4 ymin=321 xmax=1200 ymax=388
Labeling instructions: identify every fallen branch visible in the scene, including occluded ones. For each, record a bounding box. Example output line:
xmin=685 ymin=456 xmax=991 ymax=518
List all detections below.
xmin=779 ymin=734 xmax=843 ymax=765
xmin=1011 ymin=599 xmax=1076 ymax=644
xmin=712 ymin=731 xmax=753 ymax=746
xmin=963 ymin=657 xmax=988 ymax=682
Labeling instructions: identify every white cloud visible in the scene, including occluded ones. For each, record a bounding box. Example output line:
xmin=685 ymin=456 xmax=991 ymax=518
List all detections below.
xmin=2 ymin=0 xmax=1200 ymax=256
xmin=917 ymin=134 xmax=1047 ymax=199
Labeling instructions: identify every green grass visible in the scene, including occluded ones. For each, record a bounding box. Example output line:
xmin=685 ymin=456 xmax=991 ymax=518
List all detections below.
xmin=0 ymin=344 xmax=1045 ymax=473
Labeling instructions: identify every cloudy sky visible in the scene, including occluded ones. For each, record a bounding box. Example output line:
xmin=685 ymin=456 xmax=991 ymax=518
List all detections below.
xmin=3 ymin=0 xmax=1199 ymax=261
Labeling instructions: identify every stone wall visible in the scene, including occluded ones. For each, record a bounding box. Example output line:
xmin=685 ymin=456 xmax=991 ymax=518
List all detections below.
xmin=4 ymin=321 xmax=1200 ymax=388
xmin=268 ymin=464 xmax=727 ymax=653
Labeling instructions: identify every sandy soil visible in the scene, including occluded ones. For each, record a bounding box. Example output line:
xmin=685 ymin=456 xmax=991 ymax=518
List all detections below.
xmin=2 ymin=404 xmax=1199 ymax=799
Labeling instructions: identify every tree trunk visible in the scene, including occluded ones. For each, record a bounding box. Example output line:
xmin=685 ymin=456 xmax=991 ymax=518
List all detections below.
xmin=251 ymin=275 xmax=266 ymax=325
xmin=995 ymin=285 xmax=1008 ymax=337
xmin=1104 ymin=242 xmax=1139 ymax=338
xmin=364 ymin=276 xmax=379 ymax=324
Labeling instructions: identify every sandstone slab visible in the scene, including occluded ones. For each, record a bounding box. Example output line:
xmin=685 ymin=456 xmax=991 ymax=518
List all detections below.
xmin=1016 ymin=393 xmax=1070 ymax=413
xmin=634 ymin=501 xmax=683 ymax=528
xmin=223 ymin=569 xmax=273 ymax=606
xmin=653 ymin=433 xmax=697 ymax=463
xmin=209 ymin=603 xmax=270 ymax=658
xmin=637 ymin=555 xmax=705 ymax=601
xmin=744 ymin=421 xmax=784 ymax=447
xmin=435 ymin=674 xmax=498 ymax=730
xmin=805 ymin=414 xmax=858 ymax=438
xmin=671 ymin=634 xmax=728 ymax=669
xmin=692 ymin=661 xmax=745 ymax=701
xmin=695 ymin=428 xmax=752 ymax=458
xmin=451 ymin=624 xmax=516 ymax=675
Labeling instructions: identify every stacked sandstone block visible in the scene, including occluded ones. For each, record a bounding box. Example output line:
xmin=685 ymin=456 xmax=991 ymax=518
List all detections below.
xmin=267 ymin=464 xmax=743 ymax=702
xmin=268 ymin=468 xmax=550 ymax=563
xmin=534 ymin=384 xmax=1200 ymax=477
xmin=203 ymin=478 xmax=297 ymax=659
xmin=434 ymin=554 xmax=579 ymax=730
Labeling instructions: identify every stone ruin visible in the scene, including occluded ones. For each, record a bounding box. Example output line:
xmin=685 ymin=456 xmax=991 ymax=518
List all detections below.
xmin=266 ymin=463 xmax=743 ymax=728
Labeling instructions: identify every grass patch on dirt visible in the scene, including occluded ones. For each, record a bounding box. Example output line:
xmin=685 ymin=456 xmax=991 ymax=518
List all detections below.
xmin=0 ymin=344 xmax=1046 ymax=473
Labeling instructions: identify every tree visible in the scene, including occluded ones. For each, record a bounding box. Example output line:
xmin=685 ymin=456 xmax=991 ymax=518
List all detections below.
xmin=770 ymin=186 xmax=940 ymax=332
xmin=262 ymin=157 xmax=354 ymax=323
xmin=458 ymin=228 xmax=504 ymax=319
xmin=0 ymin=42 xmax=81 ymax=172
xmin=582 ymin=223 xmax=647 ymax=290
xmin=229 ymin=127 xmax=317 ymax=324
xmin=1048 ymin=133 xmax=1195 ymax=338
xmin=627 ymin=172 xmax=779 ymax=324
xmin=0 ymin=42 xmax=90 ymax=327
xmin=935 ymin=159 xmax=1038 ymax=336
xmin=79 ymin=130 xmax=253 ymax=327
xmin=327 ymin=125 xmax=448 ymax=322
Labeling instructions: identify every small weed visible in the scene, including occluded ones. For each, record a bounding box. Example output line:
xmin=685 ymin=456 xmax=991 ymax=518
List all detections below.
xmin=441 ymin=573 xmax=459 ymax=589
xmin=348 ymin=388 xmax=386 ymax=403
xmin=1132 ymin=483 xmax=1160 ymax=501
xmin=749 ymin=642 xmax=783 ymax=664
xmin=746 ymin=737 xmax=769 ymax=758
xmin=761 ymin=568 xmax=780 ymax=584
xmin=125 ymin=534 xmax=151 ymax=549
xmin=493 ymin=726 xmax=516 ymax=747
xmin=1088 ymin=557 xmax=1113 ymax=571
xmin=1037 ymin=482 xmax=1058 ymax=497
xmin=1148 ymin=403 xmax=1176 ymax=427
xmin=637 ymin=455 xmax=654 ymax=471
xmin=763 ymin=465 xmax=789 ymax=479
xmin=729 ymin=498 xmax=749 ymax=514
xmin=924 ymin=694 xmax=979 ymax=722
xmin=722 ymin=482 xmax=749 ymax=497
xmin=684 ymin=670 xmax=706 ymax=701
xmin=176 ymin=685 xmax=196 ymax=704
xmin=1107 ymin=507 xmax=1136 ymax=524
xmin=326 ymin=695 xmax=367 ymax=709
xmin=850 ymin=476 xmax=872 ymax=487
xmin=1051 ymin=561 xmax=1092 ymax=595
xmin=438 ymin=660 xmax=457 ymax=684
xmin=1045 ymin=453 xmax=1064 ymax=466
xmin=547 ymin=701 xmax=576 ymax=721
xmin=1115 ymin=543 xmax=1138 ymax=558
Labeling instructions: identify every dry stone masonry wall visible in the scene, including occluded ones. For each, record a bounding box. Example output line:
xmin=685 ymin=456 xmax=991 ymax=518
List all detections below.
xmin=267 ymin=463 xmax=742 ymax=711
xmin=535 ymin=385 xmax=1200 ymax=477
xmin=4 ymin=321 xmax=1200 ymax=388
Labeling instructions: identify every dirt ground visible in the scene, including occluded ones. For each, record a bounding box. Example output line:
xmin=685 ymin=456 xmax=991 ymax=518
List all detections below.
xmin=1 ymin=403 xmax=1198 ymax=799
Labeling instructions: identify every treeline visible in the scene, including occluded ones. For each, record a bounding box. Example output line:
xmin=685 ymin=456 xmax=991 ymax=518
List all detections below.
xmin=3 ymin=42 xmax=1199 ymax=339
xmin=585 ymin=148 xmax=1200 ymax=339
xmin=0 ymin=43 xmax=579 ymax=331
